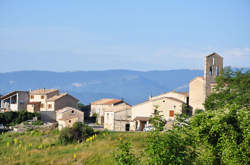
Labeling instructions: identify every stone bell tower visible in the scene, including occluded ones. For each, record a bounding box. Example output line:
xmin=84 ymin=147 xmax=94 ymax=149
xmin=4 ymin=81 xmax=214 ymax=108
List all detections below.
xmin=204 ymin=52 xmax=223 ymax=97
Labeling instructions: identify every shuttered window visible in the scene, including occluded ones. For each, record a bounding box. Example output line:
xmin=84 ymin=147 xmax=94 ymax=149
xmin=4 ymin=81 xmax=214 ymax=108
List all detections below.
xmin=169 ymin=110 xmax=174 ymax=117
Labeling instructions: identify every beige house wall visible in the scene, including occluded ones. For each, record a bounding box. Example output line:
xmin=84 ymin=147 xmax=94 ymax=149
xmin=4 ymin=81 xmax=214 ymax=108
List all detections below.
xmin=104 ymin=111 xmax=115 ymax=130
xmin=29 ymin=90 xmax=59 ymax=111
xmin=58 ymin=117 xmax=78 ymax=130
xmin=152 ymin=98 xmax=183 ymax=121
xmin=27 ymin=103 xmax=40 ymax=113
xmin=131 ymin=97 xmax=183 ymax=131
xmin=92 ymin=102 xmax=131 ymax=125
xmin=104 ymin=109 xmax=131 ymax=131
xmin=189 ymin=77 xmax=205 ymax=113
xmin=56 ymin=108 xmax=84 ymax=122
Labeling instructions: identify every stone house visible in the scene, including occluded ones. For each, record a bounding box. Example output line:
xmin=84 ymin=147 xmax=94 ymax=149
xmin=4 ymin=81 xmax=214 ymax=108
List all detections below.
xmin=27 ymin=88 xmax=79 ymax=122
xmin=90 ymin=98 xmax=131 ymax=125
xmin=104 ymin=108 xmax=131 ymax=131
xmin=56 ymin=107 xmax=84 ymax=130
xmin=0 ymin=91 xmax=29 ymax=112
xmin=189 ymin=53 xmax=223 ymax=113
xmin=27 ymin=89 xmax=59 ymax=112
xmin=130 ymin=91 xmax=187 ymax=131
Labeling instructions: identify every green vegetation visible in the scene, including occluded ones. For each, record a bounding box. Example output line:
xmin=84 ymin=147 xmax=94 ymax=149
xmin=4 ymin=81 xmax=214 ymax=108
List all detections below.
xmin=204 ymin=67 xmax=250 ymax=110
xmin=0 ymin=111 xmax=40 ymax=126
xmin=0 ymin=129 xmax=147 ymax=165
xmin=0 ymin=68 xmax=248 ymax=165
xmin=59 ymin=122 xmax=94 ymax=144
xmin=114 ymin=140 xmax=139 ymax=165
xmin=149 ymin=106 xmax=166 ymax=131
xmin=115 ymin=68 xmax=249 ymax=165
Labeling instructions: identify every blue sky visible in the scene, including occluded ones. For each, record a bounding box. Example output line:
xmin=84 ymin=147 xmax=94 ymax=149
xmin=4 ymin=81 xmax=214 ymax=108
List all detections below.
xmin=0 ymin=0 xmax=249 ymax=72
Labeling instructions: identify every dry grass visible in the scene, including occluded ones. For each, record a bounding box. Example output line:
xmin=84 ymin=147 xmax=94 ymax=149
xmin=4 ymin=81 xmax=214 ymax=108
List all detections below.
xmin=0 ymin=130 xmax=148 ymax=165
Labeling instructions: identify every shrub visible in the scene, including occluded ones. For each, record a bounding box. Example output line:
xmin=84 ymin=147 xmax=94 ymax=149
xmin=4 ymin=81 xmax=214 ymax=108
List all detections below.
xmin=114 ymin=140 xmax=138 ymax=165
xmin=0 ymin=111 xmax=39 ymax=126
xmin=59 ymin=122 xmax=94 ymax=144
xmin=32 ymin=120 xmax=43 ymax=125
xmin=145 ymin=130 xmax=195 ymax=165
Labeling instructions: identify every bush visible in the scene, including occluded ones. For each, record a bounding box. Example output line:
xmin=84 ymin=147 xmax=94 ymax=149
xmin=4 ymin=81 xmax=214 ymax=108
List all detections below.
xmin=0 ymin=111 xmax=40 ymax=126
xmin=59 ymin=122 xmax=94 ymax=144
xmin=32 ymin=120 xmax=43 ymax=125
xmin=145 ymin=130 xmax=195 ymax=165
xmin=114 ymin=140 xmax=138 ymax=165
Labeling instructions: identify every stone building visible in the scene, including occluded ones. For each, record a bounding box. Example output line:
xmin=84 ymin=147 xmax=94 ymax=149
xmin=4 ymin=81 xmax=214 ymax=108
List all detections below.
xmin=130 ymin=91 xmax=188 ymax=131
xmin=104 ymin=108 xmax=131 ymax=131
xmin=90 ymin=98 xmax=131 ymax=125
xmin=0 ymin=91 xmax=29 ymax=112
xmin=56 ymin=107 xmax=84 ymax=130
xmin=189 ymin=53 xmax=223 ymax=113
xmin=27 ymin=88 xmax=79 ymax=122
xmin=27 ymin=89 xmax=78 ymax=112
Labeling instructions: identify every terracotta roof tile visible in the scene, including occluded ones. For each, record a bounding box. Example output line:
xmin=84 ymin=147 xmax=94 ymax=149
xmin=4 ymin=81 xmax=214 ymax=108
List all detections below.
xmin=30 ymin=89 xmax=58 ymax=95
xmin=91 ymin=98 xmax=123 ymax=105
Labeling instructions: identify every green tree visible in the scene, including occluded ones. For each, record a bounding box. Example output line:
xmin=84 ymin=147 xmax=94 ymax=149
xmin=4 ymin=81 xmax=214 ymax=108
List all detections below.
xmin=204 ymin=67 xmax=250 ymax=111
xmin=190 ymin=104 xmax=249 ymax=164
xmin=149 ymin=105 xmax=166 ymax=131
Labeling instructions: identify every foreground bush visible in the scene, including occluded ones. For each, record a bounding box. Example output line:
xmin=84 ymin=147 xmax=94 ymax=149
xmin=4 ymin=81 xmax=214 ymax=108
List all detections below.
xmin=59 ymin=122 xmax=94 ymax=144
xmin=114 ymin=140 xmax=138 ymax=165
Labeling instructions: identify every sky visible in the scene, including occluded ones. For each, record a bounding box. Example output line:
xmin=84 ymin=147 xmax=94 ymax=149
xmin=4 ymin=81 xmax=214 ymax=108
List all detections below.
xmin=0 ymin=0 xmax=249 ymax=72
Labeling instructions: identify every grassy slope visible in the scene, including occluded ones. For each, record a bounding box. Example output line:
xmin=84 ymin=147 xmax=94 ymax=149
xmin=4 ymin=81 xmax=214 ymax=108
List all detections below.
xmin=0 ymin=130 xmax=147 ymax=165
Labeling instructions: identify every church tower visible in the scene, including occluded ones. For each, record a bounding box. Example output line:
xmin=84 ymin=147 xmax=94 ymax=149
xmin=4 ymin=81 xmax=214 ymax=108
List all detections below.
xmin=204 ymin=53 xmax=223 ymax=97
xmin=189 ymin=52 xmax=223 ymax=113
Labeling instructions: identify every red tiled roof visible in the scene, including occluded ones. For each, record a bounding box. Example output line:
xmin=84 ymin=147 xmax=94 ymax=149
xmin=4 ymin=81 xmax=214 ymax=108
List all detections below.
xmin=91 ymin=98 xmax=123 ymax=105
xmin=103 ymin=99 xmax=123 ymax=105
xmin=30 ymin=89 xmax=58 ymax=95
xmin=47 ymin=93 xmax=79 ymax=102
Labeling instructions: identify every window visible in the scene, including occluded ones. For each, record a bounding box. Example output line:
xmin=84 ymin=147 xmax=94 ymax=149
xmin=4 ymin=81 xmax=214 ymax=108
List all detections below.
xmin=209 ymin=66 xmax=213 ymax=76
xmin=40 ymin=104 xmax=44 ymax=108
xmin=71 ymin=110 xmax=74 ymax=113
xmin=216 ymin=66 xmax=219 ymax=76
xmin=41 ymin=95 xmax=44 ymax=99
xmin=169 ymin=110 xmax=174 ymax=117
xmin=48 ymin=104 xmax=52 ymax=109
xmin=154 ymin=110 xmax=158 ymax=115
xmin=30 ymin=95 xmax=34 ymax=99
xmin=212 ymin=57 xmax=215 ymax=65
xmin=163 ymin=100 xmax=165 ymax=103
xmin=107 ymin=113 xmax=109 ymax=120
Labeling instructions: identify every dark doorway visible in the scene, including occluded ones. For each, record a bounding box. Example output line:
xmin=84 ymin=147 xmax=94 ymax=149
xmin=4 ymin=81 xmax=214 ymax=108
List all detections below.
xmin=125 ymin=124 xmax=130 ymax=131
xmin=140 ymin=121 xmax=146 ymax=131
xmin=101 ymin=116 xmax=104 ymax=125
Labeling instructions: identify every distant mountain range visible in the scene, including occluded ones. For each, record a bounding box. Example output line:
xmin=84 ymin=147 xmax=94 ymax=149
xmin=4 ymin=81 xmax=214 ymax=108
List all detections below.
xmin=0 ymin=68 xmax=248 ymax=105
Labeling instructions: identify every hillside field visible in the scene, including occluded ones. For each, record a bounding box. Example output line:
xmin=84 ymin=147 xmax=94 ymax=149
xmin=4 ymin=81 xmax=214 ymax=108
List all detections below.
xmin=0 ymin=129 xmax=147 ymax=165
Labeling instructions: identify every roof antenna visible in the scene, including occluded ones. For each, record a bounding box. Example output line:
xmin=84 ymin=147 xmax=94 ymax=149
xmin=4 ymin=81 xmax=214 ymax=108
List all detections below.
xmin=149 ymin=91 xmax=152 ymax=100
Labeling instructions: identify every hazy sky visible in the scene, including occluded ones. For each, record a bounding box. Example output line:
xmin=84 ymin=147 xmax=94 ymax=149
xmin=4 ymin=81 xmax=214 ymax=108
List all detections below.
xmin=0 ymin=0 xmax=249 ymax=72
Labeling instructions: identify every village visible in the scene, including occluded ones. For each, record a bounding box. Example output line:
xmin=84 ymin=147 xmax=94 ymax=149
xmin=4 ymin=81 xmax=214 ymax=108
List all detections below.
xmin=0 ymin=53 xmax=223 ymax=132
